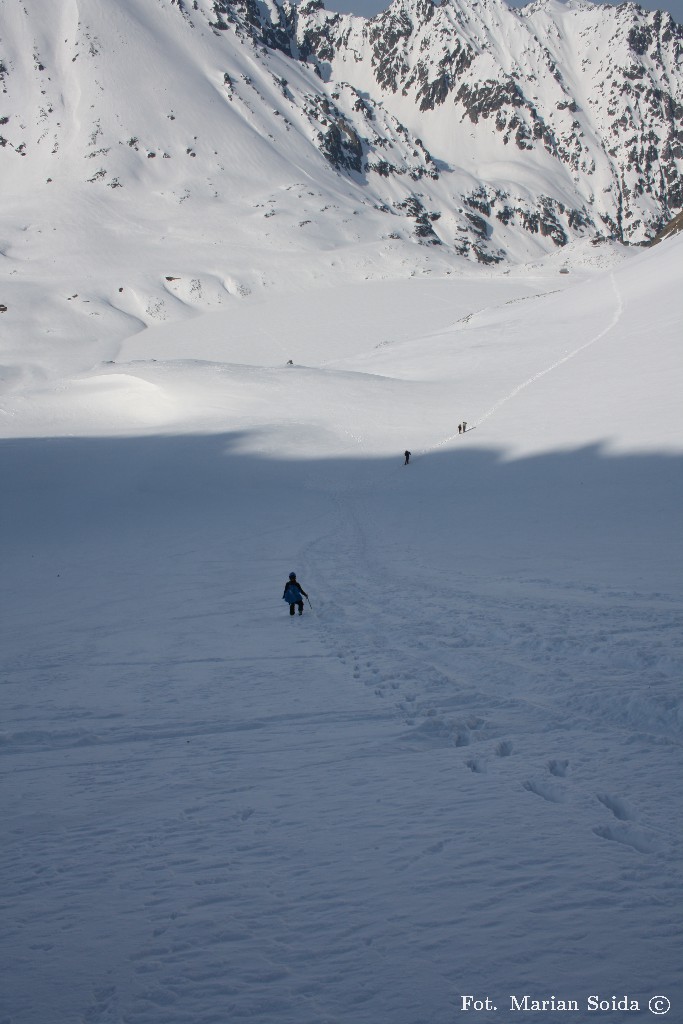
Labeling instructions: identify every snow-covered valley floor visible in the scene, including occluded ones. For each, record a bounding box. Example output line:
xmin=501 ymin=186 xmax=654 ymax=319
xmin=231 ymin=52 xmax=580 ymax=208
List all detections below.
xmin=2 ymin=236 xmax=682 ymax=1024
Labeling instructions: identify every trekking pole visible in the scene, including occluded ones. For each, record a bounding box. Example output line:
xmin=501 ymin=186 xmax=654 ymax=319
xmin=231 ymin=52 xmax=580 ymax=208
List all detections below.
xmin=306 ymin=596 xmax=313 ymax=611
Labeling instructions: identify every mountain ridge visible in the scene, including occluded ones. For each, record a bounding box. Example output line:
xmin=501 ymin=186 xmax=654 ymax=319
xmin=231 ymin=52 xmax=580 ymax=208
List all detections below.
xmin=0 ymin=0 xmax=680 ymax=275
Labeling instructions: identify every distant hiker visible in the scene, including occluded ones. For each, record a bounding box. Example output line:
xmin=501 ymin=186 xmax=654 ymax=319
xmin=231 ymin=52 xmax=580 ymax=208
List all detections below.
xmin=462 ymin=421 xmax=467 ymax=433
xmin=404 ymin=450 xmax=411 ymax=465
xmin=286 ymin=359 xmax=293 ymax=365
xmin=283 ymin=572 xmax=308 ymax=616
xmin=458 ymin=423 xmax=462 ymax=435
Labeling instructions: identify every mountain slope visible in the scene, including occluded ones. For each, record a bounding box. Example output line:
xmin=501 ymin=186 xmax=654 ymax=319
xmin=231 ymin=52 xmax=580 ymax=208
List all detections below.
xmin=290 ymin=0 xmax=683 ymax=245
xmin=1 ymin=0 xmax=681 ymax=256
xmin=0 ymin=0 xmax=681 ymax=394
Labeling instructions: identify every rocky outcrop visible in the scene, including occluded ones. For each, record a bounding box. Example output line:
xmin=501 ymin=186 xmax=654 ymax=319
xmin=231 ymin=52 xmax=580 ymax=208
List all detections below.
xmin=287 ymin=0 xmax=683 ymax=248
xmin=1 ymin=0 xmax=680 ymax=265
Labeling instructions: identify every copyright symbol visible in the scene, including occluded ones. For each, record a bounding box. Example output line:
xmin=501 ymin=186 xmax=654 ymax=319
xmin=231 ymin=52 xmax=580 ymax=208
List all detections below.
xmin=649 ymin=996 xmax=671 ymax=1014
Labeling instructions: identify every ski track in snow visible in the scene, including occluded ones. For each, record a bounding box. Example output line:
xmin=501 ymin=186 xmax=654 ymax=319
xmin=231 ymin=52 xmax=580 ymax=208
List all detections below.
xmin=305 ymin=487 xmax=680 ymax=858
xmin=432 ymin=273 xmax=623 ymax=448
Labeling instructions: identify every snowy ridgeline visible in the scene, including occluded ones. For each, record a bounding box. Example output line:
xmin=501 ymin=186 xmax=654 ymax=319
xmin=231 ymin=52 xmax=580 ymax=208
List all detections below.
xmin=1 ymin=223 xmax=682 ymax=1024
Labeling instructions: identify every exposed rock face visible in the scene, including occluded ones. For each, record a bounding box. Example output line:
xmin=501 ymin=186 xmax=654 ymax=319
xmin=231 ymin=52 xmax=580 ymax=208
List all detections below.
xmin=648 ymin=208 xmax=683 ymax=244
xmin=1 ymin=0 xmax=681 ymax=263
xmin=287 ymin=0 xmax=682 ymax=248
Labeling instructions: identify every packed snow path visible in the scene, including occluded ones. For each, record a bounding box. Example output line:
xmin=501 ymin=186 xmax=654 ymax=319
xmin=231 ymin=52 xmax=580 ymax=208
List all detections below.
xmin=471 ymin=273 xmax=624 ymax=432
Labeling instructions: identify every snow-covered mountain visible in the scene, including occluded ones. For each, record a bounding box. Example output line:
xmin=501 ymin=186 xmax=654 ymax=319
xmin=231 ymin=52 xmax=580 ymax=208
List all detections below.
xmin=291 ymin=0 xmax=683 ymax=248
xmin=1 ymin=0 xmax=681 ymax=271
xmin=3 ymin=5 xmax=683 ymax=1022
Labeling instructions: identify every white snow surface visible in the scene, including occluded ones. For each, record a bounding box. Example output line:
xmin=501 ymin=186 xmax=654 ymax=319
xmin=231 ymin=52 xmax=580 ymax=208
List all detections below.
xmin=2 ymin=224 xmax=682 ymax=1023
xmin=1 ymin=13 xmax=682 ymax=1005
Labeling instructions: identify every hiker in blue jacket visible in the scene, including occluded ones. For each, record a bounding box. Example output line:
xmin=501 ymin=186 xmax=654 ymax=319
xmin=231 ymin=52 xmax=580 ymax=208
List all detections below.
xmin=283 ymin=572 xmax=308 ymax=616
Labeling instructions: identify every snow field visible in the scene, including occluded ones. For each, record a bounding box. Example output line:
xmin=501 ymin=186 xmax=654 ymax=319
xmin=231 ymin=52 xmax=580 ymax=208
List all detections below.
xmin=2 ymin=234 xmax=683 ymax=1023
